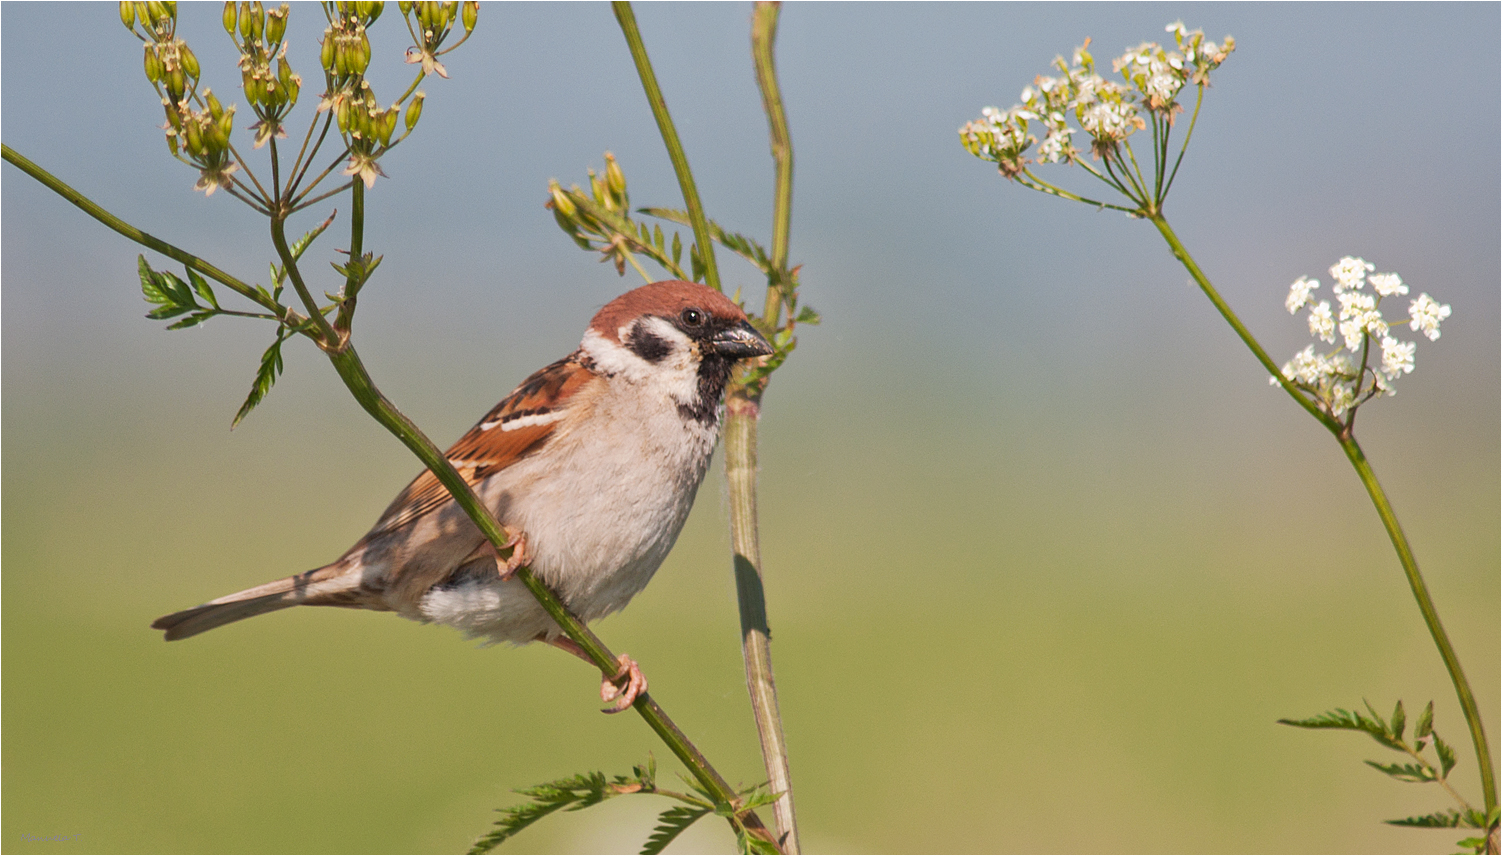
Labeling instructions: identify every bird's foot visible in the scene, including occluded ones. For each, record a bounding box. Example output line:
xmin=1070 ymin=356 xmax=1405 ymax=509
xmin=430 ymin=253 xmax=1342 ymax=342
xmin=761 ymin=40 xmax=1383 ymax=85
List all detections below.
xmin=599 ymin=654 xmax=647 ymax=714
xmin=495 ymin=530 xmax=529 ymax=580
xmin=544 ymin=636 xmax=648 ymax=714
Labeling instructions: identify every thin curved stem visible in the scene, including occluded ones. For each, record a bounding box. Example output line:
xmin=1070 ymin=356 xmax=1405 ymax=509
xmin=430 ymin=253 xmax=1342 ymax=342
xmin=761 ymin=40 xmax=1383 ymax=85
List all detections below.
xmin=1338 ymin=435 xmax=1498 ymax=816
xmin=1149 ymin=209 xmax=1497 ymax=821
xmin=611 ymin=1 xmax=721 ymax=292
xmin=1 ymin=145 xmax=280 ymax=314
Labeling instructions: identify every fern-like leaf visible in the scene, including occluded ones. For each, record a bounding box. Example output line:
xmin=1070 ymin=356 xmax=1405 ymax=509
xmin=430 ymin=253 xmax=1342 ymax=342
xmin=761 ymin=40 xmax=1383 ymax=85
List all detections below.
xmin=641 ymin=803 xmax=712 ymax=855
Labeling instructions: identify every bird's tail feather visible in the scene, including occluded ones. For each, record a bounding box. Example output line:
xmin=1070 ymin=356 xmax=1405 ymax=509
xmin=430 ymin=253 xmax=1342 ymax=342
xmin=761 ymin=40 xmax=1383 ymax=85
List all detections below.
xmin=152 ymin=562 xmax=372 ymax=641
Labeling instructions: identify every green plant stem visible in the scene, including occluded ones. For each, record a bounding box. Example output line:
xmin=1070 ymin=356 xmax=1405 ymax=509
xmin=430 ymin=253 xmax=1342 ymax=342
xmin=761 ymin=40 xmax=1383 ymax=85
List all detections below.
xmin=1147 ymin=213 xmax=1337 ymax=431
xmin=1338 ymin=434 xmax=1498 ymax=816
xmin=611 ymin=0 xmax=721 ymax=292
xmin=1148 ymin=210 xmax=1497 ymax=820
xmin=3 ymin=143 xmax=776 ymax=851
xmin=738 ymin=4 xmax=800 ymax=852
xmin=0 ymin=145 xmax=273 ymax=313
xmin=753 ymin=0 xmax=793 ymax=324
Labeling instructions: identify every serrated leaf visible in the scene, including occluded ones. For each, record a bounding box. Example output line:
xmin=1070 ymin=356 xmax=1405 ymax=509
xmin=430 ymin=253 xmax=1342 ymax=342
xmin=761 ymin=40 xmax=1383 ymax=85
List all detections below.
xmin=641 ymin=803 xmax=711 ymax=855
xmin=166 ymin=311 xmax=215 ymax=330
xmin=1364 ymin=759 xmax=1432 ymax=782
xmin=1390 ymin=700 xmax=1406 ymax=742
xmin=794 ymin=305 xmax=822 ymax=325
xmin=1279 ymin=706 xmax=1401 ymax=750
xmin=138 ymin=256 xmax=170 ymax=304
xmin=1415 ymin=701 xmax=1434 ymax=739
xmin=232 ymin=330 xmax=287 ymax=428
xmin=159 ymin=270 xmax=198 ymax=308
xmin=146 ymin=304 xmax=194 ymax=320
xmin=1435 ymin=733 xmax=1457 ymax=778
xmin=185 ymin=267 xmax=219 ymax=309
xmin=1386 ymin=809 xmax=1466 ymax=828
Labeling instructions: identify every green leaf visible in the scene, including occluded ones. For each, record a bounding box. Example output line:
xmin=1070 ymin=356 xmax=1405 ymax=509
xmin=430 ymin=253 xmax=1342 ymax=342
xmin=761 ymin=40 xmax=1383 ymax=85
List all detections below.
xmin=146 ymin=304 xmax=195 ymax=320
xmin=1390 ymin=700 xmax=1406 ymax=742
xmin=469 ymin=772 xmax=608 ymax=855
xmin=138 ymin=256 xmax=170 ymax=304
xmin=1435 ymin=733 xmax=1457 ymax=778
xmin=166 ymin=311 xmax=215 ymax=330
xmin=232 ymin=329 xmax=287 ymax=428
xmin=794 ymin=304 xmax=822 ymax=325
xmin=671 ymin=231 xmax=682 ymax=266
xmin=185 ymin=267 xmax=219 ymax=309
xmin=641 ymin=803 xmax=711 ymax=855
xmin=1457 ymin=836 xmax=1487 ymax=853
xmin=1363 ymin=759 xmax=1433 ymax=783
xmin=158 ymin=270 xmax=198 ymax=308
xmin=1415 ymin=701 xmax=1434 ymax=739
xmin=1278 ymin=705 xmax=1402 ymax=750
xmin=1386 ymin=809 xmax=1466 ymax=828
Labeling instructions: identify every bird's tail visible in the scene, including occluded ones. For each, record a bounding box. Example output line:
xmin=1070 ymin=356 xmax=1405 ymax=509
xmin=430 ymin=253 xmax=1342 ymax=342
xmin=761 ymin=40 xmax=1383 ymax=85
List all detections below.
xmin=152 ymin=561 xmax=375 ymax=641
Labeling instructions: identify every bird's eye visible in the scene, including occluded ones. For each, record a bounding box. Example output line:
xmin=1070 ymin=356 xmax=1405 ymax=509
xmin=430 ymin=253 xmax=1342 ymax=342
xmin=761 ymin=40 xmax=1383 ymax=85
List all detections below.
xmin=680 ymin=308 xmax=705 ymax=327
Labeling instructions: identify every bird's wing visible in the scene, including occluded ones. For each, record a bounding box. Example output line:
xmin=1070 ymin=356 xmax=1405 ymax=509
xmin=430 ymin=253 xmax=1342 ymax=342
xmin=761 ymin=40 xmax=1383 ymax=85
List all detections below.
xmin=366 ymin=351 xmax=597 ymax=536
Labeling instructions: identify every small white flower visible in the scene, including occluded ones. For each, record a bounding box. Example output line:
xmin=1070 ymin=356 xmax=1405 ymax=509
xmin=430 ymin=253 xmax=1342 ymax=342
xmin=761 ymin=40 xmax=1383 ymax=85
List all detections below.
xmin=1327 ymin=383 xmax=1356 ymax=418
xmin=1380 ymin=336 xmax=1416 ymax=379
xmin=1308 ymin=301 xmax=1335 ymax=343
xmin=1286 ymin=276 xmax=1319 ymax=313
xmin=1329 ymin=256 xmax=1374 ymax=292
xmin=1338 ymin=316 xmax=1366 ymax=351
xmin=1368 ymin=272 xmax=1408 ymax=297
xmin=1336 ymin=289 xmax=1375 ymax=320
xmin=1281 ymin=345 xmax=1321 ymax=385
xmin=1408 ymin=293 xmax=1452 ymax=341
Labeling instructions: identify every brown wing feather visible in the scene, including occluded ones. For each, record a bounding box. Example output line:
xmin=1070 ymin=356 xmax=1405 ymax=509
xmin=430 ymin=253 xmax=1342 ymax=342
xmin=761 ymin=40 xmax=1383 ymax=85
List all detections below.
xmin=367 ymin=351 xmax=596 ymax=536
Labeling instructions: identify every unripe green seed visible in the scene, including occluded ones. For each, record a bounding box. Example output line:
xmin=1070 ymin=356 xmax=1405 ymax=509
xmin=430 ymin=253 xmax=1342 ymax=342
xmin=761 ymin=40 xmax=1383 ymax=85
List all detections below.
xmin=144 ymin=45 xmax=164 ymax=83
xmin=222 ymin=1 xmax=236 ymax=33
xmin=165 ymin=67 xmax=186 ymax=101
xmin=183 ymin=119 xmax=203 ymax=154
xmin=605 ymin=153 xmax=626 ymax=197
xmin=404 ymin=91 xmax=424 ymax=131
xmin=266 ymin=6 xmax=287 ymax=44
xmin=320 ymin=31 xmax=335 ymax=69
xmin=206 ymin=90 xmax=224 ymax=119
xmin=549 ymin=182 xmax=577 ymax=218
xmin=238 ymin=2 xmax=253 ymax=39
xmin=462 ymin=0 xmax=476 ymax=33
xmin=180 ymin=43 xmax=199 ymax=79
xmin=250 ymin=2 xmax=265 ymax=37
xmin=121 ymin=2 xmax=137 ymax=29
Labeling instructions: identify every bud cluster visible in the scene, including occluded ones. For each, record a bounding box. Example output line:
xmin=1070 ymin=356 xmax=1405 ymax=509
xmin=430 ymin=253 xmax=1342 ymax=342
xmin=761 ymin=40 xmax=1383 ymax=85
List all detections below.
xmin=961 ymin=21 xmax=1234 ymax=177
xmin=123 ymin=2 xmax=239 ymax=195
xmin=1275 ymin=257 xmax=1451 ymax=420
xmin=548 ymin=153 xmax=645 ymax=275
xmin=224 ymin=3 xmax=302 ymax=148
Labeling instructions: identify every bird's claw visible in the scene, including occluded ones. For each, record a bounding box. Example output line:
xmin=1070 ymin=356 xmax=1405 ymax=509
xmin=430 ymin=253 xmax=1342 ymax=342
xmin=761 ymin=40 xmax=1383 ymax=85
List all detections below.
xmin=496 ymin=530 xmax=529 ymax=581
xmin=600 ymin=654 xmax=647 ymax=714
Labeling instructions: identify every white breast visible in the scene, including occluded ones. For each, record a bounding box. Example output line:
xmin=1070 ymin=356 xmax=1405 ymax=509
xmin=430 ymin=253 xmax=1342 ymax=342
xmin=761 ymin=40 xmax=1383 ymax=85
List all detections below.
xmin=417 ymin=364 xmax=721 ymax=644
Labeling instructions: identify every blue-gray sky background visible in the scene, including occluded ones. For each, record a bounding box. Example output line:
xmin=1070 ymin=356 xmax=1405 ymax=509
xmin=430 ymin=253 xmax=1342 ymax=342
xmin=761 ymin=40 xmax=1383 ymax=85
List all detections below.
xmin=4 ymin=3 xmax=1497 ymax=853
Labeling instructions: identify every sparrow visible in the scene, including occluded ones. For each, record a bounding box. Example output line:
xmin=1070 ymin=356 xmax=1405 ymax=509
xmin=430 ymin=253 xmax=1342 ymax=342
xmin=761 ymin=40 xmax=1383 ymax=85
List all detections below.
xmin=152 ymin=280 xmax=773 ymax=711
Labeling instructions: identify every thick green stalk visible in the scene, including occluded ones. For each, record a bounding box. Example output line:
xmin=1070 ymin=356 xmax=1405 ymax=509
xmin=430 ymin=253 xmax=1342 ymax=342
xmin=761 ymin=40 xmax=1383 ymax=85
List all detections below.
xmin=1338 ymin=435 xmax=1497 ymax=815
xmin=611 ymin=1 xmax=721 ymax=292
xmin=1149 ymin=210 xmax=1497 ymax=819
xmin=4 ymin=144 xmax=775 ymax=849
xmin=736 ymin=4 xmax=800 ymax=851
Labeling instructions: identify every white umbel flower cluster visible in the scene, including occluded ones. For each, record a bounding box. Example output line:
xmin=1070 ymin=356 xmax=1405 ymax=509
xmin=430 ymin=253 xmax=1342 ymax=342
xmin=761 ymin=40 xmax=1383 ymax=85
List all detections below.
xmin=1273 ymin=257 xmax=1450 ymax=420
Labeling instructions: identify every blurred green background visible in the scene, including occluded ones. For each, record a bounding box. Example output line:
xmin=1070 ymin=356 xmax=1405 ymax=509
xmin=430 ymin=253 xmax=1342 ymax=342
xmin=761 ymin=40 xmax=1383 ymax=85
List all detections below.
xmin=4 ymin=3 xmax=1497 ymax=853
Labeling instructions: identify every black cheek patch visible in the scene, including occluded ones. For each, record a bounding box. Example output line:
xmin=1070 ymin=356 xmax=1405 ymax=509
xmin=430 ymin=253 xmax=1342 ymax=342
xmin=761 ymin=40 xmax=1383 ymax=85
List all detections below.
xmin=628 ymin=322 xmax=673 ymax=364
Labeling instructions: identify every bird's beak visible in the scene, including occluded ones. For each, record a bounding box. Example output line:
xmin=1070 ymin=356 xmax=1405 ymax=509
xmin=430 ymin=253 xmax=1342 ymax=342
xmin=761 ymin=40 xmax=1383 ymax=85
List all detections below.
xmin=711 ymin=320 xmax=775 ymax=359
